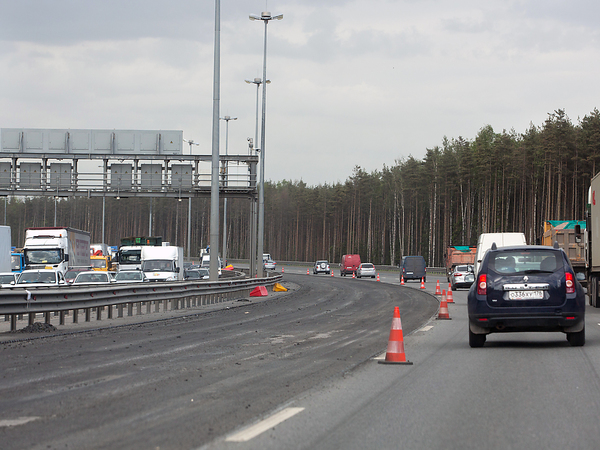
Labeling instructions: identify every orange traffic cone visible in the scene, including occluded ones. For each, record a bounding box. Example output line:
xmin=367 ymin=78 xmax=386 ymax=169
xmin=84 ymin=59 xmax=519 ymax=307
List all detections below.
xmin=420 ymin=278 xmax=425 ymax=289
xmin=379 ymin=307 xmax=413 ymax=365
xmin=352 ymin=272 xmax=356 ymax=279
xmin=447 ymin=283 xmax=454 ymax=303
xmin=282 ymin=267 xmax=284 ymax=273
xmin=401 ymin=276 xmax=405 ymax=286
xmin=307 ymin=268 xmax=310 ymax=275
xmin=331 ymin=270 xmax=334 ymax=277
xmin=435 ymin=280 xmax=441 ymax=295
xmin=377 ymin=273 xmax=380 ymax=282
xmin=437 ymin=290 xmax=451 ymax=320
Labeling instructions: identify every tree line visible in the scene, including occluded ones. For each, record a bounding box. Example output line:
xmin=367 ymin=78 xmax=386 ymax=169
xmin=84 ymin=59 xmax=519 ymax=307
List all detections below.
xmin=4 ymin=108 xmax=600 ymax=267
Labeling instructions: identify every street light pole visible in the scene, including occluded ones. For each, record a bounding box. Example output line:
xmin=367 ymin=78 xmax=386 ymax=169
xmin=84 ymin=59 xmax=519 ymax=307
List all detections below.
xmin=209 ymin=0 xmax=221 ymax=281
xmin=249 ymin=11 xmax=283 ymax=277
xmin=245 ymin=78 xmax=270 ymax=278
xmin=220 ymin=115 xmax=237 ymax=266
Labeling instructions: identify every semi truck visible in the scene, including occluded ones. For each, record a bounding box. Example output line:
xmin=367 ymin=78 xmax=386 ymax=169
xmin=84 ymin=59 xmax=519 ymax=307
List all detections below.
xmin=115 ymin=236 xmax=163 ymax=272
xmin=541 ymin=220 xmax=586 ymax=285
xmin=0 ymin=226 xmax=12 ymax=273
xmin=585 ymin=172 xmax=600 ymax=307
xmin=141 ymin=245 xmax=184 ymax=282
xmin=444 ymin=246 xmax=476 ymax=281
xmin=23 ymin=227 xmax=91 ymax=276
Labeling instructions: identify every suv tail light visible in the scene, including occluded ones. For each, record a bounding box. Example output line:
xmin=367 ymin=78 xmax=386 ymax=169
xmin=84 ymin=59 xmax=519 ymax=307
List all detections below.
xmin=565 ymin=272 xmax=575 ymax=294
xmin=454 ymin=272 xmax=462 ymax=277
xmin=477 ymin=274 xmax=487 ymax=296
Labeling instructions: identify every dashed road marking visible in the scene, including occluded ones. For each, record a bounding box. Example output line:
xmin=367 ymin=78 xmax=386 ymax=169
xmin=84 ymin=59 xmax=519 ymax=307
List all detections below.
xmin=0 ymin=417 xmax=39 ymax=427
xmin=225 ymin=407 xmax=305 ymax=442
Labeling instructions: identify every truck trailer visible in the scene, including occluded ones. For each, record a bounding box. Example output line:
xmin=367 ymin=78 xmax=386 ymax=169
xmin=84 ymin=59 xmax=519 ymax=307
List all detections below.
xmin=444 ymin=246 xmax=476 ymax=281
xmin=541 ymin=220 xmax=586 ymax=285
xmin=23 ymin=227 xmax=91 ymax=276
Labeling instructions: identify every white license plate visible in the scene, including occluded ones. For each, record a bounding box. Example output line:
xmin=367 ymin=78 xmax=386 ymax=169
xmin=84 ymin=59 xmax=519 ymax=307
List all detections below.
xmin=508 ymin=290 xmax=544 ymax=300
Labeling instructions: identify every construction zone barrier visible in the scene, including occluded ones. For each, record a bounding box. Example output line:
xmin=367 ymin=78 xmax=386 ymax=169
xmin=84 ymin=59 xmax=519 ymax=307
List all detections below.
xmin=250 ymin=286 xmax=268 ymax=297
xmin=379 ymin=306 xmax=413 ymax=365
xmin=273 ymin=283 xmax=287 ymax=292
xmin=437 ymin=290 xmax=451 ymax=320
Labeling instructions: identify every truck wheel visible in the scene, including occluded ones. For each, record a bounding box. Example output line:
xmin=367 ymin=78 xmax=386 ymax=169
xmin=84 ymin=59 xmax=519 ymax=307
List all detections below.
xmin=591 ymin=276 xmax=598 ymax=308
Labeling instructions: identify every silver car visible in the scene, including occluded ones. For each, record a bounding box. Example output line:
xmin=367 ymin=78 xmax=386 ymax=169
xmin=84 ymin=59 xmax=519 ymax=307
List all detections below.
xmin=313 ymin=260 xmax=331 ymax=275
xmin=450 ymin=264 xmax=474 ymax=290
xmin=72 ymin=271 xmax=114 ymax=284
xmin=114 ymin=271 xmax=147 ymax=283
xmin=357 ymin=263 xmax=376 ymax=279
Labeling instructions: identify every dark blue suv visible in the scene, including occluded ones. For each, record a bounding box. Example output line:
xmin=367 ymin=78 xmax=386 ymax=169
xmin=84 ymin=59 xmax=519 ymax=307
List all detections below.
xmin=468 ymin=244 xmax=586 ymax=347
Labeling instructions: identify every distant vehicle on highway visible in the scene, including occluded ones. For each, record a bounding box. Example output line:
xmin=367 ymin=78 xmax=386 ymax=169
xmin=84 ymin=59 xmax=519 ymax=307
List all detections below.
xmin=340 ymin=254 xmax=361 ymax=276
xmin=468 ymin=244 xmax=586 ymax=347
xmin=264 ymin=259 xmax=277 ymax=271
xmin=0 ymin=272 xmax=18 ymax=287
xmin=114 ymin=271 xmax=147 ymax=283
xmin=400 ymin=256 xmax=426 ymax=282
xmin=184 ymin=268 xmax=209 ymax=280
xmin=356 ymin=263 xmax=376 ymax=279
xmin=72 ymin=271 xmax=114 ymax=285
xmin=65 ymin=267 xmax=90 ymax=284
xmin=313 ymin=260 xmax=331 ymax=275
xmin=450 ymin=265 xmax=474 ymax=290
xmin=15 ymin=269 xmax=66 ymax=287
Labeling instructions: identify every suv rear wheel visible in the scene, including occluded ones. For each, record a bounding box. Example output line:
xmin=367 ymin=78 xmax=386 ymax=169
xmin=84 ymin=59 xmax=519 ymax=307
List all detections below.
xmin=469 ymin=327 xmax=486 ymax=348
xmin=567 ymin=326 xmax=585 ymax=347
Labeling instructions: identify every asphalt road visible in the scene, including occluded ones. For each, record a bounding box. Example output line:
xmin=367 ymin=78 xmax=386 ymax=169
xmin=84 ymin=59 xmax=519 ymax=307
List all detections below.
xmin=0 ymin=270 xmax=438 ymax=449
xmin=207 ymin=278 xmax=600 ymax=450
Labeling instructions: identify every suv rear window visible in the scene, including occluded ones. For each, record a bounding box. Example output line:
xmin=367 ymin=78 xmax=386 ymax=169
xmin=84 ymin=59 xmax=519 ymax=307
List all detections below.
xmin=487 ymin=250 xmax=561 ymax=275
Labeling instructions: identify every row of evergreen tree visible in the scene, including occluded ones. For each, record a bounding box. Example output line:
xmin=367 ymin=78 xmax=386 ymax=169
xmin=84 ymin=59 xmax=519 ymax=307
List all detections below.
xmin=4 ymin=108 xmax=600 ymax=267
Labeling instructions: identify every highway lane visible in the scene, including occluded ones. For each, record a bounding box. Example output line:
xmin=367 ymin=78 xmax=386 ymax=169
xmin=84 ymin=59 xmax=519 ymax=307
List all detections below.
xmin=0 ymin=272 xmax=437 ymax=449
xmin=208 ymin=285 xmax=600 ymax=450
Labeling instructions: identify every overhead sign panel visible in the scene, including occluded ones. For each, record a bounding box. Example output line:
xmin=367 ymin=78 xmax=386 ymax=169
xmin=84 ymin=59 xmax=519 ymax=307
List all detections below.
xmin=0 ymin=128 xmax=183 ymax=155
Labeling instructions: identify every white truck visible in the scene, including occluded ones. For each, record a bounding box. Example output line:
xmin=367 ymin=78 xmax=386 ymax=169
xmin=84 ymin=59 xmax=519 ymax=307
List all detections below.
xmin=23 ymin=227 xmax=91 ymax=276
xmin=141 ymin=245 xmax=184 ymax=282
xmin=116 ymin=246 xmax=143 ymax=271
xmin=474 ymin=232 xmax=527 ymax=275
xmin=0 ymin=226 xmax=12 ymax=273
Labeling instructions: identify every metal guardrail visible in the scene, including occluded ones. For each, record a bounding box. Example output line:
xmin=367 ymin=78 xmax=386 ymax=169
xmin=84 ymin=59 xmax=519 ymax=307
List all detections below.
xmin=0 ymin=272 xmax=283 ymax=332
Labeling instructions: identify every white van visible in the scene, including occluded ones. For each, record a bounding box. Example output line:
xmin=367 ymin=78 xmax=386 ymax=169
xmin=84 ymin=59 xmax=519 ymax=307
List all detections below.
xmin=474 ymin=232 xmax=527 ymax=275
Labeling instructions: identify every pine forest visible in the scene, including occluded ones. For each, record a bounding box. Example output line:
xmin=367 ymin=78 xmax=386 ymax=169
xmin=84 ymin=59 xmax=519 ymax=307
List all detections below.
xmin=4 ymin=108 xmax=600 ymax=268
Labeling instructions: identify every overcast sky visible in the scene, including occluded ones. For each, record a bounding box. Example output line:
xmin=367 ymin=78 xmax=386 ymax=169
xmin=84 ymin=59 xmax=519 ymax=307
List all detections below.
xmin=1 ymin=0 xmax=599 ymax=186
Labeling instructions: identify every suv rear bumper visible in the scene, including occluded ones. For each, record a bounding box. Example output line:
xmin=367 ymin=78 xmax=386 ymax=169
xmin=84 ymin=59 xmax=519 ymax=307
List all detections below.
xmin=469 ymin=313 xmax=585 ymax=334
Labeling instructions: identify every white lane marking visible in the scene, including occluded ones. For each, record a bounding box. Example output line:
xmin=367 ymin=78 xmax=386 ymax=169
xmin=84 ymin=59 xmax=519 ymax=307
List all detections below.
xmin=0 ymin=417 xmax=39 ymax=427
xmin=225 ymin=407 xmax=305 ymax=442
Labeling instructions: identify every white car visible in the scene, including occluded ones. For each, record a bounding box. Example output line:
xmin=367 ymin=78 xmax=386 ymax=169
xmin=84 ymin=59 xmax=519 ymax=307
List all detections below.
xmin=313 ymin=260 xmax=331 ymax=275
xmin=72 ymin=271 xmax=114 ymax=284
xmin=0 ymin=272 xmax=18 ymax=288
xmin=16 ymin=269 xmax=66 ymax=287
xmin=356 ymin=263 xmax=376 ymax=279
xmin=264 ymin=259 xmax=277 ymax=270
xmin=114 ymin=271 xmax=147 ymax=283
